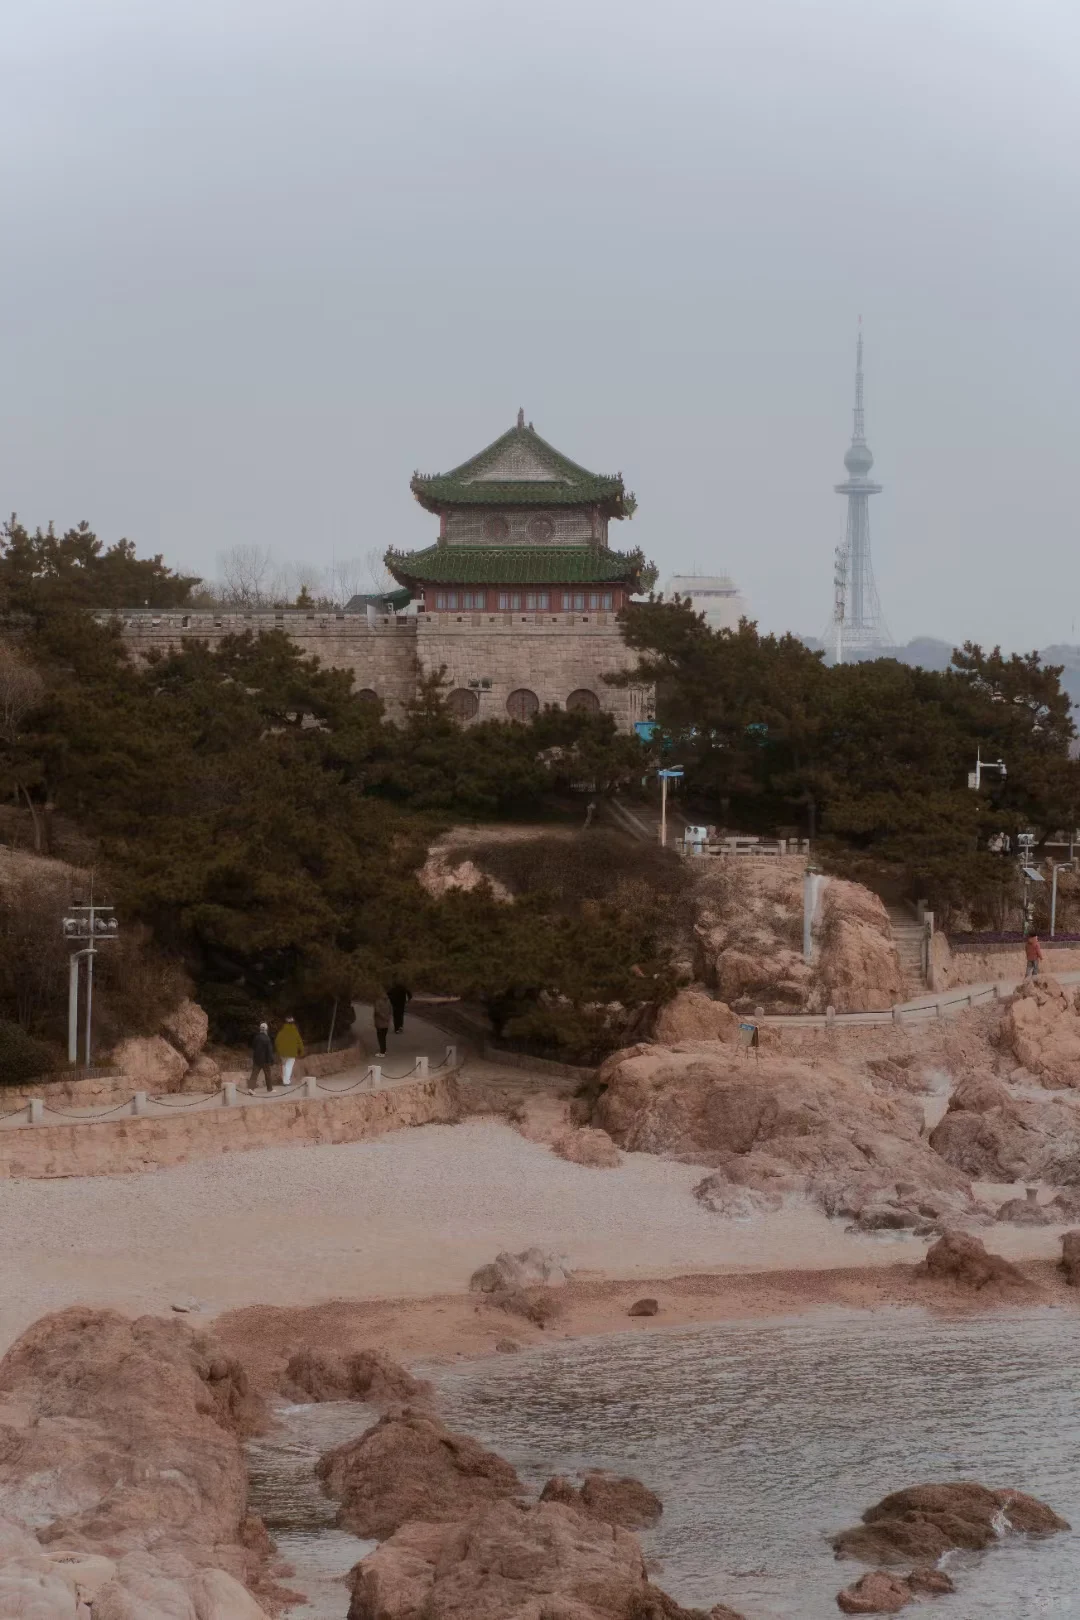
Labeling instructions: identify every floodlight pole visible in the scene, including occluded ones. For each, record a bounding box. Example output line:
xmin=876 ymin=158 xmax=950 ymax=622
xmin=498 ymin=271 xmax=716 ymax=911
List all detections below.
xmin=660 ymin=773 xmax=668 ymax=849
xmin=68 ymin=953 xmax=80 ymax=1065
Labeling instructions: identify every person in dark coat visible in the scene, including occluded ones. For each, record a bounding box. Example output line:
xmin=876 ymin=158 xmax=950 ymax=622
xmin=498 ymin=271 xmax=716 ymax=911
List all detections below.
xmin=387 ymin=984 xmax=412 ymax=1034
xmin=250 ymin=1022 xmax=275 ymax=1092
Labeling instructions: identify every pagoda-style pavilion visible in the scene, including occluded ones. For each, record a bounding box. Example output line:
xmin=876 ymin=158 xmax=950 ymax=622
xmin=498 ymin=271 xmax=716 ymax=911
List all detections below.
xmin=386 ymin=411 xmax=645 ymax=618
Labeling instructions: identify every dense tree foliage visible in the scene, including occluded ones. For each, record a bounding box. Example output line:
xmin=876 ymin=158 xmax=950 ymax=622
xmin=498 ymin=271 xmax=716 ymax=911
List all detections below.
xmin=0 ymin=532 xmax=663 ymax=1058
xmin=617 ymin=600 xmax=1080 ymax=924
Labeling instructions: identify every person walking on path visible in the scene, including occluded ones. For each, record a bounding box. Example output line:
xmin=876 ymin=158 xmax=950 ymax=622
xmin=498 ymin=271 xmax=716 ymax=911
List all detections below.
xmin=274 ymin=1016 xmax=304 ymax=1085
xmin=250 ymin=1022 xmax=275 ymax=1093
xmin=373 ymin=991 xmax=392 ymax=1055
xmin=387 ymin=983 xmax=411 ymax=1035
xmin=1025 ymin=933 xmax=1044 ymax=978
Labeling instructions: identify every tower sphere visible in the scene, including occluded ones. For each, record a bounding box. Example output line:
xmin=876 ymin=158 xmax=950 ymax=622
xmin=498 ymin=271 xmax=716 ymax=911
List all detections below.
xmin=844 ymin=440 xmax=874 ymax=478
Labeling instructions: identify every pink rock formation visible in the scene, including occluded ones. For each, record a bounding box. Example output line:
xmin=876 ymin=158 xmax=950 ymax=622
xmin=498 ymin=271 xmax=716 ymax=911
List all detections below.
xmin=594 ymin=1044 xmax=972 ymax=1217
xmin=107 ymin=1033 xmax=188 ymax=1092
xmin=929 ymin=1086 xmax=1080 ymax=1184
xmin=540 ymin=1471 xmax=662 ymax=1529
xmin=814 ymin=880 xmax=906 ymax=1014
xmin=160 ymin=999 xmax=210 ymax=1063
xmin=653 ymin=989 xmax=740 ymax=1045
xmin=1000 ymin=977 xmax=1080 ymax=1087
xmin=833 ymin=1482 xmax=1068 ymax=1564
xmin=0 ymin=1309 xmax=272 ymax=1615
xmin=347 ymin=1498 xmax=741 ymax=1619
xmin=282 ymin=1348 xmax=431 ymax=1407
xmin=836 ymin=1566 xmax=954 ymax=1613
xmin=919 ymin=1230 xmax=1032 ymax=1292
xmin=551 ymin=1126 xmax=621 ymax=1168
xmin=316 ymin=1409 xmax=523 ymax=1539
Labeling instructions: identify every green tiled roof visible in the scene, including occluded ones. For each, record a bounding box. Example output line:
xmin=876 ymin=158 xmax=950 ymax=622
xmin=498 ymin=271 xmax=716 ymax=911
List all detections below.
xmin=410 ymin=418 xmax=634 ymax=519
xmin=385 ymin=544 xmax=641 ymax=588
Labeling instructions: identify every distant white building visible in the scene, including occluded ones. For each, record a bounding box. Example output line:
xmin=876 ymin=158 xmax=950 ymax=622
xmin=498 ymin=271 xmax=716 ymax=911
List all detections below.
xmin=664 ymin=573 xmax=748 ymax=633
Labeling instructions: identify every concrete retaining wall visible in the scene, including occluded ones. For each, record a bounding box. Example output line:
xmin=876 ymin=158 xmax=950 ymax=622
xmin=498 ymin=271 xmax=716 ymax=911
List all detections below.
xmin=0 ymin=1072 xmax=461 ymax=1179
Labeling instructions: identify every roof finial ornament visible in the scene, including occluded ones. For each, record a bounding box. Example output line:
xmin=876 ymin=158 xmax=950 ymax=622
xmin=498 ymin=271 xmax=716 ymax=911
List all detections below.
xmin=517 ymin=407 xmax=525 ymax=429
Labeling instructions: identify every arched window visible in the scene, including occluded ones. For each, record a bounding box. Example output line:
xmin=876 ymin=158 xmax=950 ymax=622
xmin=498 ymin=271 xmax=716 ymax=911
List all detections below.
xmin=566 ymin=689 xmax=600 ymax=713
xmin=447 ymin=688 xmax=480 ymax=721
xmin=506 ymin=688 xmax=539 ymax=722
xmin=357 ymin=688 xmax=379 ymax=706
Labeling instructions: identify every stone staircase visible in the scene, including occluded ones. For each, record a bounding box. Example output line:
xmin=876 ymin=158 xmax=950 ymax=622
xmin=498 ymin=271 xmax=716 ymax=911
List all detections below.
xmin=887 ymin=906 xmax=928 ymax=996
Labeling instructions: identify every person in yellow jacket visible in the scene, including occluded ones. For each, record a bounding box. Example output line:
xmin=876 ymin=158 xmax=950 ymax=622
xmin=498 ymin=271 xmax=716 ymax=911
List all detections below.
xmin=274 ymin=1016 xmax=304 ymax=1086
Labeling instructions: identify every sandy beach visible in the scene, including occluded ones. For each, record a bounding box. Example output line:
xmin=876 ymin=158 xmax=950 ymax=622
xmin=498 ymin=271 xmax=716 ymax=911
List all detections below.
xmin=2 ymin=1113 xmax=1075 ymax=1364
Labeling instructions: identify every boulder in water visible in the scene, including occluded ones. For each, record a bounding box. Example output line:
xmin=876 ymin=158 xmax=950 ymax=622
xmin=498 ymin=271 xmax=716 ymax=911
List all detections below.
xmin=317 ymin=1408 xmax=523 ymax=1539
xmin=282 ymin=1348 xmax=431 ymax=1408
xmin=833 ymin=1481 xmax=1069 ymax=1564
xmin=835 ymin=1566 xmax=954 ymax=1613
xmin=540 ymin=1470 xmax=663 ymax=1529
xmin=346 ymin=1497 xmax=741 ymax=1619
xmin=469 ymin=1247 xmax=571 ymax=1292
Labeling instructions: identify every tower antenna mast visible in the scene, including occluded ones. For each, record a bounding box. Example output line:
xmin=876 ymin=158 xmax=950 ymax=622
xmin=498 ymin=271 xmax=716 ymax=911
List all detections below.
xmin=828 ymin=318 xmax=891 ymax=659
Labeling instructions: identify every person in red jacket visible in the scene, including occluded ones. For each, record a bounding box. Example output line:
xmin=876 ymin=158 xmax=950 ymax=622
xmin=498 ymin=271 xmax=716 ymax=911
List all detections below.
xmin=1025 ymin=933 xmax=1044 ymax=978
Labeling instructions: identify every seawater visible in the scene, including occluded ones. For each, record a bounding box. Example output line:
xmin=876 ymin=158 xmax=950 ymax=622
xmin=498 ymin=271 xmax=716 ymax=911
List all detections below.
xmin=424 ymin=1309 xmax=1080 ymax=1619
xmin=245 ymin=1400 xmax=377 ymax=1620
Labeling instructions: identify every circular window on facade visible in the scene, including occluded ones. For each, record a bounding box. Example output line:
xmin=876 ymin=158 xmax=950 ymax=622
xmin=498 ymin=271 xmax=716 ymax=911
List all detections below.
xmin=527 ymin=516 xmax=555 ymax=541
xmin=506 ymin=688 xmax=540 ymax=722
xmin=566 ymin=688 xmax=601 ymax=713
xmin=483 ymin=515 xmax=510 ymax=540
xmin=357 ymin=688 xmax=379 ymax=706
xmin=447 ymin=687 xmax=480 ymax=721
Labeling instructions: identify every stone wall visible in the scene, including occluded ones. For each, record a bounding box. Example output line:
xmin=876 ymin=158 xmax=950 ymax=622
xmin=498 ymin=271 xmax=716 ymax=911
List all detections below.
xmin=107 ymin=609 xmax=652 ymax=731
xmin=0 ymin=1072 xmax=461 ymax=1179
xmin=415 ymin=612 xmax=651 ymax=728
xmin=928 ymin=933 xmax=1080 ymax=991
xmin=110 ymin=610 xmax=419 ymax=720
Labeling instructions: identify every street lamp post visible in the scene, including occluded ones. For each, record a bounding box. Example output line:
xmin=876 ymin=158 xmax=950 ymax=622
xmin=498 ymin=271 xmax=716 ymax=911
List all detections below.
xmin=62 ymin=900 xmax=119 ymax=1066
xmin=1051 ymin=860 xmax=1074 ymax=938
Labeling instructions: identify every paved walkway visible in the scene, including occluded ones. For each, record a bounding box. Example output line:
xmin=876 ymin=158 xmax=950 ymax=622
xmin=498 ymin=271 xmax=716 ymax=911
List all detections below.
xmin=0 ymin=1005 xmax=460 ymax=1131
xmin=762 ymin=968 xmax=1080 ymax=1028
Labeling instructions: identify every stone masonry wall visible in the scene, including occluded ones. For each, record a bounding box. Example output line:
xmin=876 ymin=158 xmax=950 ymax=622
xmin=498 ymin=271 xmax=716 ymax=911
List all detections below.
xmin=415 ymin=611 xmax=651 ymax=728
xmin=106 ymin=609 xmax=652 ymax=730
xmin=110 ymin=610 xmax=419 ymax=720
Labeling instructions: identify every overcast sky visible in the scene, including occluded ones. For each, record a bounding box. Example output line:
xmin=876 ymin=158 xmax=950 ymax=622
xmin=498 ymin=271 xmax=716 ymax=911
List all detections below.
xmin=2 ymin=0 xmax=1079 ymax=649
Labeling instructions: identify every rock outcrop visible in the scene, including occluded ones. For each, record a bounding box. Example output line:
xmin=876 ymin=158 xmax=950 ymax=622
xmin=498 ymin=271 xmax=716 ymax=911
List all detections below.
xmin=0 ymin=1309 xmax=272 ymax=1616
xmin=595 ymin=1044 xmax=973 ymax=1219
xmin=929 ymin=1085 xmax=1080 ymax=1184
xmin=836 ymin=1567 xmax=954 ymax=1614
xmin=282 ymin=1348 xmax=431 ymax=1408
xmin=346 ymin=1498 xmax=740 ymax=1619
xmin=469 ymin=1247 xmax=571 ymax=1292
xmin=833 ymin=1482 xmax=1068 ymax=1564
xmin=107 ymin=1033 xmax=188 ymax=1093
xmin=317 ymin=1409 xmax=523 ymax=1539
xmin=995 ymin=1188 xmax=1055 ymax=1225
xmin=540 ymin=1472 xmax=663 ymax=1530
xmin=813 ymin=880 xmax=906 ymax=1014
xmin=551 ymin=1126 xmax=621 ymax=1168
xmin=160 ymin=999 xmax=211 ymax=1064
xmin=1000 ymin=977 xmax=1080 ymax=1087
xmin=918 ymin=1230 xmax=1032 ymax=1291
xmin=653 ymin=990 xmax=740 ymax=1045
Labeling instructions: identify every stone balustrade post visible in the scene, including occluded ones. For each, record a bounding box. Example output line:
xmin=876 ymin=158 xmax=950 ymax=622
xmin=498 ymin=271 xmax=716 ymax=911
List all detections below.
xmin=133 ymin=1091 xmax=148 ymax=1117
xmin=415 ymin=1055 xmax=429 ymax=1077
xmin=445 ymin=1045 xmax=458 ymax=1068
xmin=303 ymin=1075 xmax=317 ymax=1099
xmin=28 ymin=1098 xmax=43 ymax=1125
xmin=367 ymin=1065 xmax=382 ymax=1088
xmin=825 ymin=1005 xmax=836 ymax=1028
xmin=892 ymin=1004 xmax=903 ymax=1023
xmin=223 ymin=1082 xmax=237 ymax=1106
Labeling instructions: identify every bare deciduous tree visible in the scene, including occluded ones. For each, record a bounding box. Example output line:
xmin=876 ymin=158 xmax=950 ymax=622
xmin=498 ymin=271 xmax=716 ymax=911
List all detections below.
xmin=218 ymin=544 xmax=275 ymax=607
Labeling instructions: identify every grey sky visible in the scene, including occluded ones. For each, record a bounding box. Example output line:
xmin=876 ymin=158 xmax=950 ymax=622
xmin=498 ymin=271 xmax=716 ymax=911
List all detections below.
xmin=2 ymin=0 xmax=1078 ymax=649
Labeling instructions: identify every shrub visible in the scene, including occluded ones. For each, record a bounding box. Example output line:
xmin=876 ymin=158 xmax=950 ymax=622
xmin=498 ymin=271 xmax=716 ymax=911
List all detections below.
xmin=0 ymin=1020 xmax=55 ymax=1083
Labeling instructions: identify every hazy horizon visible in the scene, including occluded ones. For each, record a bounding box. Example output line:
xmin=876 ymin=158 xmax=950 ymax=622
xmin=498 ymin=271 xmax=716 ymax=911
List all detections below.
xmin=3 ymin=0 xmax=1080 ymax=652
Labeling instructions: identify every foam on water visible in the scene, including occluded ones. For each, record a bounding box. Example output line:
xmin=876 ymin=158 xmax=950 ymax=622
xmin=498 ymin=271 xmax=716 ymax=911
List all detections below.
xmin=424 ymin=1308 xmax=1080 ymax=1619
